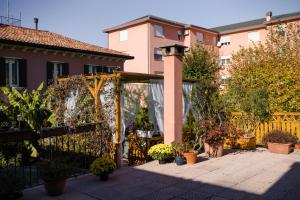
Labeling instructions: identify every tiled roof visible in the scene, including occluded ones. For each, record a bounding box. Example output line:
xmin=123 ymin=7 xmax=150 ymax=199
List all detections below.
xmin=0 ymin=24 xmax=133 ymax=59
xmin=211 ymin=11 xmax=300 ymax=33
xmin=103 ymin=15 xmax=218 ymax=34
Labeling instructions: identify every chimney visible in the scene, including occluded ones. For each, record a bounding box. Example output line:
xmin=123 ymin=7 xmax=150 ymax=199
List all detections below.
xmin=34 ymin=18 xmax=39 ymax=30
xmin=266 ymin=11 xmax=272 ymax=22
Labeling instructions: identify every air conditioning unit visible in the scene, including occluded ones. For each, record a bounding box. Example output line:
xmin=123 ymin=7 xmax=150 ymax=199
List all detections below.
xmin=184 ymin=30 xmax=189 ymax=36
xmin=217 ymin=42 xmax=222 ymax=47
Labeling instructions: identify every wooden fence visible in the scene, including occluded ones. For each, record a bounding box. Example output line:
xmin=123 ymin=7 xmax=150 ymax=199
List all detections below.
xmin=230 ymin=112 xmax=300 ymax=145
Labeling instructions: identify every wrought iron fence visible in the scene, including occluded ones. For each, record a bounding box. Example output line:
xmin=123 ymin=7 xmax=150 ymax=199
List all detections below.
xmin=0 ymin=124 xmax=106 ymax=188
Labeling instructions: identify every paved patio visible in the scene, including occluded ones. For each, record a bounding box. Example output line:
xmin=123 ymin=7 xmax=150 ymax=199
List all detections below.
xmin=23 ymin=148 xmax=300 ymax=200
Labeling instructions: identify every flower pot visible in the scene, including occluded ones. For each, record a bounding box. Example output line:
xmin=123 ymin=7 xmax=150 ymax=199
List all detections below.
xmin=204 ymin=142 xmax=224 ymax=157
xmin=295 ymin=144 xmax=300 ymax=149
xmin=267 ymin=142 xmax=292 ymax=154
xmin=175 ymin=156 xmax=185 ymax=166
xmin=44 ymin=179 xmax=66 ymax=196
xmin=236 ymin=136 xmax=256 ymax=150
xmin=183 ymin=152 xmax=197 ymax=164
xmin=158 ymin=157 xmax=173 ymax=164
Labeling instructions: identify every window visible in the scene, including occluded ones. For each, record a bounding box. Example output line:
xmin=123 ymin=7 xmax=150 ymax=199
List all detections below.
xmin=154 ymin=25 xmax=164 ymax=37
xmin=47 ymin=62 xmax=69 ymax=85
xmin=196 ymin=32 xmax=204 ymax=42
xmin=278 ymin=24 xmax=286 ymax=36
xmin=248 ymin=32 xmax=260 ymax=43
xmin=120 ymin=30 xmax=128 ymax=41
xmin=5 ymin=58 xmax=19 ymax=87
xmin=0 ymin=58 xmax=26 ymax=87
xmin=154 ymin=48 xmax=163 ymax=61
xmin=84 ymin=65 xmax=120 ymax=74
xmin=220 ymin=56 xmax=231 ymax=66
xmin=213 ymin=36 xmax=217 ymax=45
xmin=220 ymin=36 xmax=230 ymax=45
xmin=177 ymin=30 xmax=183 ymax=40
xmin=154 ymin=71 xmax=164 ymax=75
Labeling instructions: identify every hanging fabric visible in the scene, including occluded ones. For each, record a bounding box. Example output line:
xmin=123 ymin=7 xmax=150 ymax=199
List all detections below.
xmin=182 ymin=82 xmax=193 ymax=124
xmin=149 ymin=80 xmax=164 ymax=135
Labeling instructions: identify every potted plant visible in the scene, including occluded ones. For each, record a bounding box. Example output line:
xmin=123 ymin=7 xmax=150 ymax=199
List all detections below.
xmin=295 ymin=139 xmax=300 ymax=150
xmin=90 ymin=157 xmax=117 ymax=181
xmin=182 ymin=141 xmax=198 ymax=165
xmin=0 ymin=172 xmax=24 ymax=200
xmin=147 ymin=144 xmax=174 ymax=164
xmin=262 ymin=130 xmax=297 ymax=154
xmin=135 ymin=107 xmax=154 ymax=138
xmin=201 ymin=120 xmax=231 ymax=157
xmin=171 ymin=142 xmax=185 ymax=166
xmin=38 ymin=159 xmax=72 ymax=196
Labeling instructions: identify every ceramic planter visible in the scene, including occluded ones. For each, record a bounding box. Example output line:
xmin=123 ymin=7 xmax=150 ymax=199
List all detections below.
xmin=183 ymin=152 xmax=197 ymax=164
xmin=267 ymin=142 xmax=292 ymax=154
xmin=44 ymin=179 xmax=66 ymax=196
xmin=295 ymin=144 xmax=300 ymax=149
xmin=158 ymin=157 xmax=173 ymax=164
xmin=175 ymin=156 xmax=185 ymax=166
xmin=204 ymin=142 xmax=224 ymax=157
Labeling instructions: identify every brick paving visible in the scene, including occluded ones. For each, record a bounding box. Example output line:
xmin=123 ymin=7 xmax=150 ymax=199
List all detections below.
xmin=23 ymin=148 xmax=300 ymax=200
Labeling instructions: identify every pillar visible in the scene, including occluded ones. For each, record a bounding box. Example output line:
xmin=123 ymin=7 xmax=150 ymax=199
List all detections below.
xmin=161 ymin=44 xmax=187 ymax=144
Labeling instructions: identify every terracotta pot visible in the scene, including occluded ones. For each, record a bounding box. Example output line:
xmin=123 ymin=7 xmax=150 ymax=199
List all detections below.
xmin=183 ymin=152 xmax=197 ymax=164
xmin=204 ymin=142 xmax=224 ymax=157
xmin=295 ymin=144 xmax=300 ymax=149
xmin=267 ymin=142 xmax=292 ymax=154
xmin=44 ymin=179 xmax=66 ymax=196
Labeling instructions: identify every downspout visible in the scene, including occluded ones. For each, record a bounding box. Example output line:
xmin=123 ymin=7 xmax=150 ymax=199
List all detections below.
xmin=147 ymin=23 xmax=150 ymax=74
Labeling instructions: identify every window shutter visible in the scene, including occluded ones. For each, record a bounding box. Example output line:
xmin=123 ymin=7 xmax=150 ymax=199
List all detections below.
xmin=0 ymin=57 xmax=6 ymax=86
xmin=19 ymin=59 xmax=27 ymax=87
xmin=46 ymin=62 xmax=54 ymax=86
xmin=84 ymin=65 xmax=89 ymax=74
xmin=62 ymin=63 xmax=69 ymax=76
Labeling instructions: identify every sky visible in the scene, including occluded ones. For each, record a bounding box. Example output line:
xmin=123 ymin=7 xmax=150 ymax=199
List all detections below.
xmin=1 ymin=0 xmax=300 ymax=47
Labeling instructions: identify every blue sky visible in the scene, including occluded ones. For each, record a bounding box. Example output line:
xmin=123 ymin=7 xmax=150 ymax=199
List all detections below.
xmin=1 ymin=0 xmax=300 ymax=47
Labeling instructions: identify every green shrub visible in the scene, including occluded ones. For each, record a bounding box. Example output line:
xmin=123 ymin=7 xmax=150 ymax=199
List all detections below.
xmin=38 ymin=159 xmax=73 ymax=182
xmin=89 ymin=157 xmax=116 ymax=176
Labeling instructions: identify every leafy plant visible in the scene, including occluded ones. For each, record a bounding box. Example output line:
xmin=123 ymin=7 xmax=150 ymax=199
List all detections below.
xmin=262 ymin=130 xmax=297 ymax=145
xmin=134 ymin=107 xmax=153 ymax=130
xmin=200 ymin=120 xmax=233 ymax=145
xmin=171 ymin=142 xmax=184 ymax=157
xmin=227 ymin=24 xmax=300 ymax=112
xmin=38 ymin=159 xmax=73 ymax=182
xmin=1 ymin=82 xmax=51 ymax=131
xmin=89 ymin=157 xmax=116 ymax=176
xmin=147 ymin=144 xmax=174 ymax=160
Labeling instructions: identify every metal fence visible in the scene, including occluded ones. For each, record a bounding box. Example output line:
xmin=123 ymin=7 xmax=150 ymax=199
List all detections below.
xmin=0 ymin=124 xmax=103 ymax=188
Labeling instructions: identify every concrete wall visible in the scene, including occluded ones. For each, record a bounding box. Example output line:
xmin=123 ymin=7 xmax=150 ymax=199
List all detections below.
xmin=0 ymin=48 xmax=124 ymax=90
xmin=108 ymin=23 xmax=149 ymax=73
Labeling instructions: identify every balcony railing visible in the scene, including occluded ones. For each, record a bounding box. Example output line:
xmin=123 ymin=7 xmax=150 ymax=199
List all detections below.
xmin=0 ymin=16 xmax=21 ymax=26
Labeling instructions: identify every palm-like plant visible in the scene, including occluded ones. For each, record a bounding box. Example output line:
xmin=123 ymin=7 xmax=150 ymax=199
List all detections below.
xmin=1 ymin=82 xmax=51 ymax=132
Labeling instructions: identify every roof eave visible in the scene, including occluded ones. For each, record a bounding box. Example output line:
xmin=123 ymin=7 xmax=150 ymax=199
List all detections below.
xmin=218 ymin=24 xmax=266 ymax=35
xmin=0 ymin=39 xmax=134 ymax=60
xmin=185 ymin=25 xmax=219 ymax=34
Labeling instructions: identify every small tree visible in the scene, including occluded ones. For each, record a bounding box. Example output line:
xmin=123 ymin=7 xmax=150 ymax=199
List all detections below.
xmin=227 ymin=23 xmax=300 ymax=113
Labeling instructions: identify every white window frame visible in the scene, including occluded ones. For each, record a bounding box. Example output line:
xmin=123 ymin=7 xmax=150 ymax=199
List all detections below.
xmin=248 ymin=31 xmax=260 ymax=43
xmin=154 ymin=25 xmax=164 ymax=37
xmin=5 ymin=58 xmax=19 ymax=87
xmin=196 ymin=32 xmax=204 ymax=42
xmin=86 ymin=64 xmax=120 ymax=74
xmin=119 ymin=29 xmax=128 ymax=41
xmin=220 ymin=36 xmax=231 ymax=45
xmin=220 ymin=56 xmax=231 ymax=66
xmin=52 ymin=62 xmax=64 ymax=79
xmin=154 ymin=48 xmax=163 ymax=61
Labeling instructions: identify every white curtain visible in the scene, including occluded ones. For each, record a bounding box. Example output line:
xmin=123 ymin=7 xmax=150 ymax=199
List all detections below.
xmin=182 ymin=83 xmax=193 ymax=124
xmin=64 ymin=89 xmax=79 ymax=126
xmin=149 ymin=80 xmax=164 ymax=135
xmin=120 ymin=83 xmax=145 ymax=142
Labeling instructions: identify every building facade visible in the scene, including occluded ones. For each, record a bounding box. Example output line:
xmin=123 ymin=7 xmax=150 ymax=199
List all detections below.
xmin=104 ymin=15 xmax=218 ymax=75
xmin=104 ymin=11 xmax=300 ymax=78
xmin=0 ymin=24 xmax=133 ymax=90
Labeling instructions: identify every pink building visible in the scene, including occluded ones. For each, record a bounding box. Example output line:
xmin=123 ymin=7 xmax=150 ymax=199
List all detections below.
xmin=103 ymin=15 xmax=218 ymax=75
xmin=104 ymin=11 xmax=300 ymax=78
xmin=0 ymin=23 xmax=133 ymax=90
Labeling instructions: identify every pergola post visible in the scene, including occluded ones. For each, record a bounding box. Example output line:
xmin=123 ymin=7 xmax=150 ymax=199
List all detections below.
xmin=161 ymin=44 xmax=187 ymax=144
